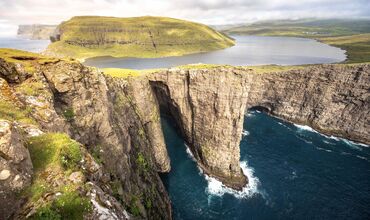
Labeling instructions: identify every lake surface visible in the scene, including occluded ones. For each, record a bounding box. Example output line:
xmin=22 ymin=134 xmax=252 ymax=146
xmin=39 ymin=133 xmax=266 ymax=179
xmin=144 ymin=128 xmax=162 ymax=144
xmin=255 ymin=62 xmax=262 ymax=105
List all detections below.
xmin=160 ymin=111 xmax=370 ymax=220
xmin=0 ymin=37 xmax=50 ymax=53
xmin=84 ymin=36 xmax=346 ymax=69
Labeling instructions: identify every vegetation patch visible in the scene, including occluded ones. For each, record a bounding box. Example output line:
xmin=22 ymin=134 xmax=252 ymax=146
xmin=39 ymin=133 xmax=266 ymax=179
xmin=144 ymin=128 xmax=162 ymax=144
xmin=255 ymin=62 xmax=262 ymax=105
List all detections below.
xmin=25 ymin=133 xmax=91 ymax=219
xmin=45 ymin=16 xmax=235 ymax=59
xmin=27 ymin=133 xmax=82 ymax=172
xmin=62 ymin=108 xmax=75 ymax=121
xmin=136 ymin=152 xmax=149 ymax=172
xmin=0 ymin=48 xmax=63 ymax=74
xmin=103 ymin=68 xmax=141 ymax=78
xmin=0 ymin=100 xmax=36 ymax=125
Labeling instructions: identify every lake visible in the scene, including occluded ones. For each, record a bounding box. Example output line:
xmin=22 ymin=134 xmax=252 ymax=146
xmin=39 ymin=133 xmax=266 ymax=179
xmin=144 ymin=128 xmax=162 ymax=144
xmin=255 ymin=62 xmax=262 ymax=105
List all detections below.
xmin=160 ymin=111 xmax=370 ymax=220
xmin=84 ymin=36 xmax=347 ymax=69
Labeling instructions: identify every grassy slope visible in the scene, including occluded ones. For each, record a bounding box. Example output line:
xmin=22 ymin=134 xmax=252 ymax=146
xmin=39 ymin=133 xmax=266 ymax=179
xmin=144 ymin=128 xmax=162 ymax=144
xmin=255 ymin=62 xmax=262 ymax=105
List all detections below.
xmin=46 ymin=16 xmax=235 ymax=59
xmin=223 ymin=19 xmax=370 ymax=63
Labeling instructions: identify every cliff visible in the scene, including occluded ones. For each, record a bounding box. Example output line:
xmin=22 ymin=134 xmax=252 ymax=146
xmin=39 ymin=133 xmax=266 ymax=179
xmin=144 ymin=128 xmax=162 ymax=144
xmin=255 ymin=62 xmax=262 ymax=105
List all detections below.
xmin=0 ymin=49 xmax=171 ymax=219
xmin=0 ymin=49 xmax=369 ymax=219
xmin=147 ymin=64 xmax=369 ymax=190
xmin=45 ymin=16 xmax=235 ymax=59
xmin=17 ymin=25 xmax=56 ymax=40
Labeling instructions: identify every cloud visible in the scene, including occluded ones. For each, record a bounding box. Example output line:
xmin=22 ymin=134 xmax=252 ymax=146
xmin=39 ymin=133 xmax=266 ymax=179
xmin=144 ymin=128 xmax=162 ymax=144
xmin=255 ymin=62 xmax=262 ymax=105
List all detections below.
xmin=0 ymin=0 xmax=369 ymax=36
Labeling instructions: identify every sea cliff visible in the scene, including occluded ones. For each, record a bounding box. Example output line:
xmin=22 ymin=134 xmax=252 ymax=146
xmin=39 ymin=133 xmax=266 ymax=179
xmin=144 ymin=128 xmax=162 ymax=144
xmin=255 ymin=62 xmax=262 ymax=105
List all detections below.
xmin=0 ymin=49 xmax=369 ymax=219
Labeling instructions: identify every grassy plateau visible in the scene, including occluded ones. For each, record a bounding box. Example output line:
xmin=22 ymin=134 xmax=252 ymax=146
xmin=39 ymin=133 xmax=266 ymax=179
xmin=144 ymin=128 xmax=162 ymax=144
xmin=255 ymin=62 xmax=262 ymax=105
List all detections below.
xmin=46 ymin=16 xmax=235 ymax=60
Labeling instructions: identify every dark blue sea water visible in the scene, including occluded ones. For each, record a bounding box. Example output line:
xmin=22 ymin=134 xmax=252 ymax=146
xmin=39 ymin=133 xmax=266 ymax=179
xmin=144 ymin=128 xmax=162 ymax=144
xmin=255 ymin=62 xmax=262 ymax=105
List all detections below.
xmin=160 ymin=111 xmax=370 ymax=220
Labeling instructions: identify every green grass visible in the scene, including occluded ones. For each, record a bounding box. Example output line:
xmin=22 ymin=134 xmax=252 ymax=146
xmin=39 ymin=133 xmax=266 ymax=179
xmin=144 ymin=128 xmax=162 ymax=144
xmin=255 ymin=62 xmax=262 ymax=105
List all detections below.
xmin=0 ymin=100 xmax=36 ymax=125
xmin=102 ymin=68 xmax=141 ymax=78
xmin=27 ymin=133 xmax=82 ymax=172
xmin=0 ymin=48 xmax=63 ymax=73
xmin=25 ymin=133 xmax=91 ymax=219
xmin=46 ymin=16 xmax=235 ymax=59
xmin=102 ymin=67 xmax=164 ymax=78
xmin=318 ymin=34 xmax=370 ymax=63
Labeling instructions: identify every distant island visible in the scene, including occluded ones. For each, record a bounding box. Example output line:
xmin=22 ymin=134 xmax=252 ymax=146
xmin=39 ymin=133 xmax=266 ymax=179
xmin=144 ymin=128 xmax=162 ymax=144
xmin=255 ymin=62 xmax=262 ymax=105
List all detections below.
xmin=44 ymin=16 xmax=235 ymax=59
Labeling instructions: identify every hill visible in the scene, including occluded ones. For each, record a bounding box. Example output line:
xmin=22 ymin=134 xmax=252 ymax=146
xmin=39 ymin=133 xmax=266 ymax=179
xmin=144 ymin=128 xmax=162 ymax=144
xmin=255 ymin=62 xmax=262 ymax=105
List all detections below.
xmin=45 ymin=16 xmax=235 ymax=59
xmin=221 ymin=19 xmax=370 ymax=63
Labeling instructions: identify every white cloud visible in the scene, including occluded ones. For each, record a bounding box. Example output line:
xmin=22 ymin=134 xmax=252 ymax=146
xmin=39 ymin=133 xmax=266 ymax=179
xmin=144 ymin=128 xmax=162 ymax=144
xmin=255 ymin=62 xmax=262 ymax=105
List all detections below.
xmin=0 ymin=0 xmax=369 ymax=36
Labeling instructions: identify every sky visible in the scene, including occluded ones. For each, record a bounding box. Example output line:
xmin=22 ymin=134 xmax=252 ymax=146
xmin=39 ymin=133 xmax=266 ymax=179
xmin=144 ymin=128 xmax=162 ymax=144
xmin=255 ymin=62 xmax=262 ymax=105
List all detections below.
xmin=0 ymin=0 xmax=370 ymax=36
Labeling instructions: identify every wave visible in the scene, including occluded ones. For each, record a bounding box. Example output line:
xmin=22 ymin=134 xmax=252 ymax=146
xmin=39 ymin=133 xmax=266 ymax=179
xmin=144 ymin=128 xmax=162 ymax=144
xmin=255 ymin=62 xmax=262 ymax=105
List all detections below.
xmin=185 ymin=143 xmax=261 ymax=199
xmin=242 ymin=130 xmax=250 ymax=137
xmin=293 ymin=123 xmax=368 ymax=148
xmin=294 ymin=124 xmax=318 ymax=133
xmin=316 ymin=147 xmax=333 ymax=153
xmin=342 ymin=139 xmax=368 ymax=148
xmin=205 ymin=161 xmax=261 ymax=199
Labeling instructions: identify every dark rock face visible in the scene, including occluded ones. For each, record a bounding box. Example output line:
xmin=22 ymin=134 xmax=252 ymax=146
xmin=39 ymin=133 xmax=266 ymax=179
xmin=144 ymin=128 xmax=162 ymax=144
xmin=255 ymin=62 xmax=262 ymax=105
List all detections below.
xmin=0 ymin=120 xmax=33 ymax=220
xmin=0 ymin=60 xmax=172 ymax=219
xmin=246 ymin=64 xmax=370 ymax=145
xmin=150 ymin=68 xmax=250 ymax=190
xmin=40 ymin=62 xmax=172 ymax=219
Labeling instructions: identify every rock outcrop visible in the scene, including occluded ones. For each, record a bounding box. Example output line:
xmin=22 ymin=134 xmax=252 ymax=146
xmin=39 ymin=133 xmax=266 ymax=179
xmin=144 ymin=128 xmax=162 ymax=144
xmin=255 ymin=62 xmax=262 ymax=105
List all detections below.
xmin=0 ymin=53 xmax=171 ymax=219
xmin=149 ymin=68 xmax=250 ymax=190
xmin=0 ymin=120 xmax=33 ymax=219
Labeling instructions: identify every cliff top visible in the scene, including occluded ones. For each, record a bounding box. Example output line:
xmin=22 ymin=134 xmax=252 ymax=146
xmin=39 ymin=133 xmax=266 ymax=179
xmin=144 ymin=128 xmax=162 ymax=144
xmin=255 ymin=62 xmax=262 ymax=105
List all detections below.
xmin=45 ymin=16 xmax=235 ymax=59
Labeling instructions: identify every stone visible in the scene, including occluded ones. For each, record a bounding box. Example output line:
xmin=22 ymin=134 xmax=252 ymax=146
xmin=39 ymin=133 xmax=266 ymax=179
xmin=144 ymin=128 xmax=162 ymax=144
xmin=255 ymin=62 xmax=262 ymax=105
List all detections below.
xmin=68 ymin=171 xmax=86 ymax=184
xmin=0 ymin=120 xmax=33 ymax=219
xmin=0 ymin=169 xmax=11 ymax=180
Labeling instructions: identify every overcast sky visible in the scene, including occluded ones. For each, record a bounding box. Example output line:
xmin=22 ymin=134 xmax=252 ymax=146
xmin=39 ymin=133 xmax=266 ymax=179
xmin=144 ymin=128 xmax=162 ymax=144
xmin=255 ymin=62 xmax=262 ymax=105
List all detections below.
xmin=0 ymin=0 xmax=370 ymax=36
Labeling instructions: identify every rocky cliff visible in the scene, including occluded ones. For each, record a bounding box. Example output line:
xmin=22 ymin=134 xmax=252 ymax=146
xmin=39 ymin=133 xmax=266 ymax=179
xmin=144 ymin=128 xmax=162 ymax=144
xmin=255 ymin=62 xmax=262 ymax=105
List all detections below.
xmin=0 ymin=49 xmax=369 ymax=219
xmin=0 ymin=49 xmax=171 ymax=219
xmin=245 ymin=64 xmax=369 ymax=144
xmin=17 ymin=25 xmax=56 ymax=40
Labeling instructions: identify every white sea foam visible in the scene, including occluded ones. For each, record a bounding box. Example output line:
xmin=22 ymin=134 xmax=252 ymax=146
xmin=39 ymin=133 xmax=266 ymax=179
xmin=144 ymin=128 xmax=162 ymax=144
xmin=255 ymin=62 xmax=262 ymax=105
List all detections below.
xmin=356 ymin=155 xmax=369 ymax=161
xmin=242 ymin=130 xmax=250 ymax=137
xmin=184 ymin=143 xmax=261 ymax=199
xmin=205 ymin=161 xmax=260 ymax=199
xmin=294 ymin=123 xmax=369 ymax=148
xmin=316 ymin=147 xmax=333 ymax=153
xmin=342 ymin=139 xmax=368 ymax=148
xmin=294 ymin=124 xmax=318 ymax=133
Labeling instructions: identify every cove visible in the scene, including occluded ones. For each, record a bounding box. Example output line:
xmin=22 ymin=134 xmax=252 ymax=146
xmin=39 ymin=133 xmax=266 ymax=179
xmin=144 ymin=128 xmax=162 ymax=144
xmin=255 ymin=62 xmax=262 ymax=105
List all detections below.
xmin=160 ymin=111 xmax=370 ymax=220
xmin=84 ymin=36 xmax=346 ymax=69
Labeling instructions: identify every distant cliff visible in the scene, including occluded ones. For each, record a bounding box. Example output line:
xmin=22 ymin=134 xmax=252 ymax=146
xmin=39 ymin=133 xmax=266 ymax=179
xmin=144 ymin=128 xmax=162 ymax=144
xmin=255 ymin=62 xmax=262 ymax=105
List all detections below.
xmin=0 ymin=49 xmax=369 ymax=219
xmin=45 ymin=16 xmax=235 ymax=59
xmin=17 ymin=24 xmax=56 ymax=40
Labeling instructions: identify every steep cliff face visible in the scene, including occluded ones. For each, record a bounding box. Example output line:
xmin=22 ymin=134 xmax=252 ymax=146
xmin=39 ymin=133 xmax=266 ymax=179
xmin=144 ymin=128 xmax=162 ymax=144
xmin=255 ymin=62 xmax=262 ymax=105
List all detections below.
xmin=149 ymin=68 xmax=250 ymax=190
xmin=0 ymin=50 xmax=171 ymax=219
xmin=245 ymin=64 xmax=370 ymax=144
